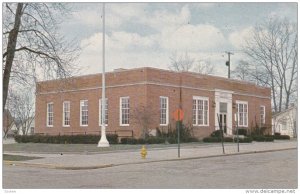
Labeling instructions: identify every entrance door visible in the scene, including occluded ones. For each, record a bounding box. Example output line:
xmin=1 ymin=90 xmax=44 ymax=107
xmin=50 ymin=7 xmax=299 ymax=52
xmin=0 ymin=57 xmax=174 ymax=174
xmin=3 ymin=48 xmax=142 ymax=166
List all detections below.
xmin=219 ymin=102 xmax=228 ymax=134
xmin=219 ymin=113 xmax=227 ymax=134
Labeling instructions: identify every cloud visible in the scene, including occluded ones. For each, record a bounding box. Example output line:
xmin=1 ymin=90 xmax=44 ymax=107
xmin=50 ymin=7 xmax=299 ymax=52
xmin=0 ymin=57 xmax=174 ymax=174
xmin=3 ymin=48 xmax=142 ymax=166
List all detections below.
xmin=141 ymin=5 xmax=191 ymax=31
xmin=229 ymin=27 xmax=254 ymax=49
xmin=161 ymin=24 xmax=227 ymax=52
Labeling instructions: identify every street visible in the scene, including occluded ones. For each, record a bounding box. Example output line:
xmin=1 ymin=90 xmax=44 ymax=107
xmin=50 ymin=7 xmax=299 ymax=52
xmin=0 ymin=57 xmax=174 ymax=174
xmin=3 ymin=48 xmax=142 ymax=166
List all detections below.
xmin=3 ymin=149 xmax=297 ymax=189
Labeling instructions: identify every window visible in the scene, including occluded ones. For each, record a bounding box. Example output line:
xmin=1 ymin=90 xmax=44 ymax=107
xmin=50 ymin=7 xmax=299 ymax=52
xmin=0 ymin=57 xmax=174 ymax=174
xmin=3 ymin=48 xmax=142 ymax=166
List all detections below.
xmin=99 ymin=98 xmax=108 ymax=126
xmin=63 ymin=101 xmax=70 ymax=127
xmin=193 ymin=97 xmax=209 ymax=126
xmin=260 ymin=106 xmax=265 ymax=125
xmin=47 ymin=102 xmax=53 ymax=127
xmin=237 ymin=101 xmax=248 ymax=127
xmin=120 ymin=97 xmax=130 ymax=126
xmin=80 ymin=100 xmax=88 ymax=126
xmin=160 ymin=96 xmax=169 ymax=125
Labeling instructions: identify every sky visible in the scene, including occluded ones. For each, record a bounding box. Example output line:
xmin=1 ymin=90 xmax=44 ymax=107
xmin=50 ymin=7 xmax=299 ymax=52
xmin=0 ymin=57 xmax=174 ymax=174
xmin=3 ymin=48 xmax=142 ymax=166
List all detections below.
xmin=59 ymin=2 xmax=297 ymax=77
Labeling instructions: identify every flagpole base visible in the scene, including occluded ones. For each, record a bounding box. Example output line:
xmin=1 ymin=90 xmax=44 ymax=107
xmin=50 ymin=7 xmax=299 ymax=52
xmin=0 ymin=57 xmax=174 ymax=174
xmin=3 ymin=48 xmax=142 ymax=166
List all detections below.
xmin=97 ymin=138 xmax=109 ymax=147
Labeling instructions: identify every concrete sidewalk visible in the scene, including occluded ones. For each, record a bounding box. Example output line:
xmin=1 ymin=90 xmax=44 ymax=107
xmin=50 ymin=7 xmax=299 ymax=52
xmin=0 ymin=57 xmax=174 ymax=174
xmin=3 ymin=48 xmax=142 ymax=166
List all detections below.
xmin=4 ymin=141 xmax=297 ymax=170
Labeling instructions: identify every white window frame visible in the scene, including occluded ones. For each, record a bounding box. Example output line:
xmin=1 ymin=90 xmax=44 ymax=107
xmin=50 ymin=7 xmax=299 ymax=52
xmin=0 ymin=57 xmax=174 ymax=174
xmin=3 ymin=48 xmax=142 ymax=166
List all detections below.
xmin=80 ymin=100 xmax=88 ymax=127
xmin=236 ymin=100 xmax=248 ymax=127
xmin=160 ymin=96 xmax=169 ymax=126
xmin=192 ymin=96 xmax=209 ymax=126
xmin=260 ymin=105 xmax=265 ymax=125
xmin=63 ymin=101 xmax=70 ymax=127
xmin=120 ymin=97 xmax=130 ymax=126
xmin=47 ymin=102 xmax=53 ymax=127
xmin=99 ymin=98 xmax=108 ymax=126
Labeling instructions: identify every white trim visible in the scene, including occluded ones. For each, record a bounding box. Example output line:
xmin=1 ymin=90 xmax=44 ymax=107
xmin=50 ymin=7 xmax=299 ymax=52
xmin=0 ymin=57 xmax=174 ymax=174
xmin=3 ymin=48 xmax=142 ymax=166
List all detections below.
xmin=99 ymin=98 xmax=108 ymax=126
xmin=46 ymin=102 xmax=53 ymax=127
xmin=192 ymin=96 xmax=209 ymax=127
xmin=120 ymin=96 xmax=130 ymax=126
xmin=37 ymin=81 xmax=270 ymax=99
xmin=80 ymin=100 xmax=88 ymax=127
xmin=236 ymin=100 xmax=248 ymax=127
xmin=62 ymin=101 xmax=70 ymax=127
xmin=159 ymin=96 xmax=169 ymax=126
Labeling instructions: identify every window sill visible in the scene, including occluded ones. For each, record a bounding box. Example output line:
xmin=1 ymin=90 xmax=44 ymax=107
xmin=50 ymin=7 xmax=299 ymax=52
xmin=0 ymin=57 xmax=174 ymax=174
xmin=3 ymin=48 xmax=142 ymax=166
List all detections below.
xmin=120 ymin=124 xmax=130 ymax=127
xmin=160 ymin=124 xmax=169 ymax=126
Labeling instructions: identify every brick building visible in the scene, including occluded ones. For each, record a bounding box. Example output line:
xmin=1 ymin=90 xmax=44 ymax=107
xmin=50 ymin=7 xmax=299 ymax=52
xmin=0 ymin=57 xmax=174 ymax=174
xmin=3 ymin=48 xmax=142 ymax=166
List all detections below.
xmin=35 ymin=67 xmax=272 ymax=139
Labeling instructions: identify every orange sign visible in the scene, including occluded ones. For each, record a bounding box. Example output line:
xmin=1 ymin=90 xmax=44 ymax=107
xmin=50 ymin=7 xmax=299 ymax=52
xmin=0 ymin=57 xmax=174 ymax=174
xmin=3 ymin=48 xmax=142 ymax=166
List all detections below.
xmin=173 ymin=109 xmax=184 ymax=121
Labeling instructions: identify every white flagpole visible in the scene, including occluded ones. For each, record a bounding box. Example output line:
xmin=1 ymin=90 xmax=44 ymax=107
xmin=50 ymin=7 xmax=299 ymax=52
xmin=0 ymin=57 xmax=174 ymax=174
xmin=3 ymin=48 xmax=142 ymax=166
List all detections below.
xmin=98 ymin=2 xmax=109 ymax=147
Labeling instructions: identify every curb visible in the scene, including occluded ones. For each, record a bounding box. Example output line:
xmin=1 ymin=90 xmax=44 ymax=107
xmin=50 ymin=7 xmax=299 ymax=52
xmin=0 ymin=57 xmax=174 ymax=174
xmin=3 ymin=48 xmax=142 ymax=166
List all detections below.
xmin=3 ymin=147 xmax=296 ymax=170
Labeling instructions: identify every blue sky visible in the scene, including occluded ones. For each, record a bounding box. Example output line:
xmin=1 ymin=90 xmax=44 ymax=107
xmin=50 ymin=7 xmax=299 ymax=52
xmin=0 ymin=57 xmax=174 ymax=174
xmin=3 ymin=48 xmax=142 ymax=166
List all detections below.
xmin=60 ymin=2 xmax=297 ymax=77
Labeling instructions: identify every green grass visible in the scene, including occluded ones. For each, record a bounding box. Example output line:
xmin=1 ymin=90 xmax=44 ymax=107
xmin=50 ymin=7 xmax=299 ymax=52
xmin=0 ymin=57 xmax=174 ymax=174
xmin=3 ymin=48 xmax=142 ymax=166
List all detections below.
xmin=3 ymin=142 xmax=204 ymax=154
xmin=3 ymin=154 xmax=43 ymax=161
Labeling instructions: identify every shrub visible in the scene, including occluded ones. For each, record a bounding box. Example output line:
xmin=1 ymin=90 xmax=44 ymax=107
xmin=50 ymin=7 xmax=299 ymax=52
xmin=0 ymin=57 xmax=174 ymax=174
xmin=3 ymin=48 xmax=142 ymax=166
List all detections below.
xmin=145 ymin=137 xmax=165 ymax=144
xmin=264 ymin=136 xmax=274 ymax=142
xmin=156 ymin=122 xmax=196 ymax=143
xmin=223 ymin=137 xmax=233 ymax=142
xmin=274 ymin=132 xmax=281 ymax=136
xmin=252 ymin=135 xmax=274 ymax=142
xmin=235 ymin=128 xmax=248 ymax=136
xmin=210 ymin=130 xmax=224 ymax=138
xmin=234 ymin=137 xmax=253 ymax=143
xmin=274 ymin=135 xmax=290 ymax=140
xmin=120 ymin=138 xmax=137 ymax=144
xmin=166 ymin=137 xmax=177 ymax=144
xmin=203 ymin=137 xmax=220 ymax=143
xmin=14 ymin=134 xmax=118 ymax=144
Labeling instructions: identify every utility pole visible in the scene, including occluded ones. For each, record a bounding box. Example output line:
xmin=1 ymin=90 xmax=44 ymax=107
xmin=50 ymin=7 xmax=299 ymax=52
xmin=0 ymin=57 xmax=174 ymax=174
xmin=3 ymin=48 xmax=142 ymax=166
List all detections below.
xmin=225 ymin=51 xmax=234 ymax=79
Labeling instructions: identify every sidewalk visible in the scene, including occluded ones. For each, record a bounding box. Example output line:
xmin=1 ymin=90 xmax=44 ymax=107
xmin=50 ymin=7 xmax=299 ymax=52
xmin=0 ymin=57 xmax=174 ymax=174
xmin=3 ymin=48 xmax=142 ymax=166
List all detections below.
xmin=4 ymin=141 xmax=297 ymax=170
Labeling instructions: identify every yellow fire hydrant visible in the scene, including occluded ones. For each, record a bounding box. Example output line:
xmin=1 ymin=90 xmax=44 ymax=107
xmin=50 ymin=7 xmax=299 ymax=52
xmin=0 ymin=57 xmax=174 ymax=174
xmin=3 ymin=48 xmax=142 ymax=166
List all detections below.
xmin=140 ymin=145 xmax=147 ymax=159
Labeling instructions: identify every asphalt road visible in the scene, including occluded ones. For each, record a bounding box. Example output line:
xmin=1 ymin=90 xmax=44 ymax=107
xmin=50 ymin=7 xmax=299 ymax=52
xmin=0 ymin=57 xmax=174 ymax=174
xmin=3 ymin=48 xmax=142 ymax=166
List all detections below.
xmin=3 ymin=149 xmax=297 ymax=189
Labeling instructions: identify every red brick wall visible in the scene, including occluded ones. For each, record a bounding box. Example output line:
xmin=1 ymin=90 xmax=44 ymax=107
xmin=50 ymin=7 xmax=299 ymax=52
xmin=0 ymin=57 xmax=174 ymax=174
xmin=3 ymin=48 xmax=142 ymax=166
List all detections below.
xmin=35 ymin=67 xmax=272 ymax=139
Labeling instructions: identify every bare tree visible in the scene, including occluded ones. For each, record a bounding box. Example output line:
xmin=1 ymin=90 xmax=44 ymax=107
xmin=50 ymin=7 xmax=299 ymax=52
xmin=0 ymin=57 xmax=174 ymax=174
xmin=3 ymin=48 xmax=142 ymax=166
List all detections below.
xmin=3 ymin=109 xmax=15 ymax=139
xmin=232 ymin=60 xmax=252 ymax=81
xmin=3 ymin=3 xmax=80 ymax=111
xmin=132 ymin=104 xmax=157 ymax=139
xmin=242 ymin=17 xmax=297 ymax=112
xmin=7 ymin=88 xmax=35 ymax=135
xmin=193 ymin=60 xmax=214 ymax=75
xmin=169 ymin=52 xmax=214 ymax=75
xmin=169 ymin=52 xmax=195 ymax=72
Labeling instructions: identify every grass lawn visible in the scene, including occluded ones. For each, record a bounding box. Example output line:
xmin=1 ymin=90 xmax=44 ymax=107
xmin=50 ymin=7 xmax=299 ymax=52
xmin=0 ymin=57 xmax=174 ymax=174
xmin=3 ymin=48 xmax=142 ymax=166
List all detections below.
xmin=3 ymin=154 xmax=43 ymax=161
xmin=3 ymin=142 xmax=205 ymax=154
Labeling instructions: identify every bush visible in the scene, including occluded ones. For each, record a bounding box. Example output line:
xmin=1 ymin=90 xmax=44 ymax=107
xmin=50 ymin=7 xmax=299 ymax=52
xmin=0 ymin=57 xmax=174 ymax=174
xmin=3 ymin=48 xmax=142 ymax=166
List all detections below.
xmin=252 ymin=135 xmax=274 ymax=142
xmin=166 ymin=137 xmax=177 ymax=144
xmin=274 ymin=132 xmax=281 ymax=136
xmin=14 ymin=134 xmax=119 ymax=144
xmin=120 ymin=138 xmax=137 ymax=144
xmin=210 ymin=130 xmax=224 ymax=138
xmin=156 ymin=122 xmax=196 ymax=143
xmin=203 ymin=137 xmax=220 ymax=143
xmin=235 ymin=128 xmax=248 ymax=136
xmin=234 ymin=137 xmax=253 ymax=143
xmin=274 ymin=135 xmax=290 ymax=140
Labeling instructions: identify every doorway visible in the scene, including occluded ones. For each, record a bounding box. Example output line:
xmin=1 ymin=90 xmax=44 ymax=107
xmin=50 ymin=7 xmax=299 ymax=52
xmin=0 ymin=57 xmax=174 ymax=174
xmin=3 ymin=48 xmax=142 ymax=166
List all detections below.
xmin=219 ymin=102 xmax=228 ymax=134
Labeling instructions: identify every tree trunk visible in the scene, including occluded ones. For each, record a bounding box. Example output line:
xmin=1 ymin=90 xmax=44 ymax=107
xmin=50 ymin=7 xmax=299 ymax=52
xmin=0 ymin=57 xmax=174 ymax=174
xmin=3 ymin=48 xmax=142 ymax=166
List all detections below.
xmin=3 ymin=3 xmax=23 ymax=111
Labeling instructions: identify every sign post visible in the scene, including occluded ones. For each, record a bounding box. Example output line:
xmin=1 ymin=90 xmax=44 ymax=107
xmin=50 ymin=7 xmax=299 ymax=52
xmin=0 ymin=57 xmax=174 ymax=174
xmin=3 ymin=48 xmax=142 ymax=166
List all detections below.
xmin=173 ymin=109 xmax=184 ymax=158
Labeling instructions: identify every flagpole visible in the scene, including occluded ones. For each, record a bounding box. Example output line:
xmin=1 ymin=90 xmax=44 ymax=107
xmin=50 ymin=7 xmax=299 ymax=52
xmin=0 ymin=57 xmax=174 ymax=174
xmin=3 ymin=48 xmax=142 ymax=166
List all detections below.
xmin=98 ymin=2 xmax=109 ymax=147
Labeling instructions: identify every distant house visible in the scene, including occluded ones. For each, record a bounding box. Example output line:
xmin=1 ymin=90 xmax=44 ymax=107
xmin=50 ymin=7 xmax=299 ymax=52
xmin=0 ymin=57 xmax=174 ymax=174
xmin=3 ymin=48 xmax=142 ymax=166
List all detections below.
xmin=272 ymin=105 xmax=297 ymax=137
